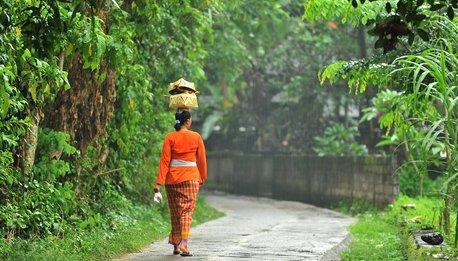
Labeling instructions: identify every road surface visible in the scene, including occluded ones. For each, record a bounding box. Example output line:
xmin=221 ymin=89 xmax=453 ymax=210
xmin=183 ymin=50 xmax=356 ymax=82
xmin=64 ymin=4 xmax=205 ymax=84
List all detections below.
xmin=118 ymin=192 xmax=355 ymax=261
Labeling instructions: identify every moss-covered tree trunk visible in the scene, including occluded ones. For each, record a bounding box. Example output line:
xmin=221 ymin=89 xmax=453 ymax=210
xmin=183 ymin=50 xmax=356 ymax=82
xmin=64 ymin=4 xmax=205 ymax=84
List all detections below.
xmin=20 ymin=108 xmax=41 ymax=174
xmin=45 ymin=54 xmax=116 ymax=155
xmin=43 ymin=6 xmax=116 ymax=157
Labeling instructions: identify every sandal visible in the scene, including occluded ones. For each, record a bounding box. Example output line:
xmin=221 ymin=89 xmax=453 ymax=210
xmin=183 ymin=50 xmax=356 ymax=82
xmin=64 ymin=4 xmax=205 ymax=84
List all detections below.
xmin=173 ymin=246 xmax=180 ymax=255
xmin=180 ymin=251 xmax=193 ymax=257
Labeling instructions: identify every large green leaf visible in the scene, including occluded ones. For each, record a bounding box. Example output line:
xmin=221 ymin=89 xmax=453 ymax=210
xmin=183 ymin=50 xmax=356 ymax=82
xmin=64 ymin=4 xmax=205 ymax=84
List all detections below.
xmin=0 ymin=86 xmax=10 ymax=119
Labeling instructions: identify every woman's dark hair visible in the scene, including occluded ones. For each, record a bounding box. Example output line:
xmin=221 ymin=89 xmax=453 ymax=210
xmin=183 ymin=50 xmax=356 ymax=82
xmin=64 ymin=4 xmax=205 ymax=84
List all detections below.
xmin=174 ymin=110 xmax=191 ymax=131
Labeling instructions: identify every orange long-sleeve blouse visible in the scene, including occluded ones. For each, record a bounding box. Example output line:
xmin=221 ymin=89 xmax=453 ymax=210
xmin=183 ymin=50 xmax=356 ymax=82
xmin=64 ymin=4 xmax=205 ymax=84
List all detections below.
xmin=155 ymin=129 xmax=207 ymax=185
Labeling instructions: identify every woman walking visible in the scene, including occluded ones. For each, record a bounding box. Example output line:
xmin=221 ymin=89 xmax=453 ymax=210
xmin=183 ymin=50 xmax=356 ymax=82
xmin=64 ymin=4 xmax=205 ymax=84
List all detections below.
xmin=154 ymin=109 xmax=207 ymax=257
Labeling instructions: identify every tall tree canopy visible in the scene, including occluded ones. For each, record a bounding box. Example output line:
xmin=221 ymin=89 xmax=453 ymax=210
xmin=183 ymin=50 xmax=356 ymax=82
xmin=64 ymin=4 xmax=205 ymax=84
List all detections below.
xmin=200 ymin=0 xmax=366 ymax=153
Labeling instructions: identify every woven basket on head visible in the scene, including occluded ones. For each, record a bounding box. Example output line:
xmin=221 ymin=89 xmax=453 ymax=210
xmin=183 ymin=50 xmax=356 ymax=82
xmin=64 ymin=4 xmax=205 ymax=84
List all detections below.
xmin=169 ymin=78 xmax=199 ymax=95
xmin=169 ymin=93 xmax=198 ymax=109
xmin=168 ymin=78 xmax=199 ymax=109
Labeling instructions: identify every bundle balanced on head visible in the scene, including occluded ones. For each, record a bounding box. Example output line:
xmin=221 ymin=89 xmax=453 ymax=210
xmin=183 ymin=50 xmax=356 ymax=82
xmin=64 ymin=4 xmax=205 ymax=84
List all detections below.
xmin=154 ymin=78 xmax=207 ymax=257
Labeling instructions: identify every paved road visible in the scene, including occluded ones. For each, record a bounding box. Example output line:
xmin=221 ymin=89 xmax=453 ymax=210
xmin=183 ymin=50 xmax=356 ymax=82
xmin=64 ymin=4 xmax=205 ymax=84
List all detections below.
xmin=118 ymin=193 xmax=355 ymax=261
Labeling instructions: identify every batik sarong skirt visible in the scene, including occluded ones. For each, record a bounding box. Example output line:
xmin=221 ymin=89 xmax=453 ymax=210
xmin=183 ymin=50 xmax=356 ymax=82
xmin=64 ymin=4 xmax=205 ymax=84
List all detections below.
xmin=165 ymin=180 xmax=199 ymax=246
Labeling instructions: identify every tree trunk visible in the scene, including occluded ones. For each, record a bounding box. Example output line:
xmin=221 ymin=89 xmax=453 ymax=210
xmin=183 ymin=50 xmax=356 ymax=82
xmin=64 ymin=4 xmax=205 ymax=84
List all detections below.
xmin=357 ymin=26 xmax=367 ymax=59
xmin=44 ymin=54 xmax=116 ymax=155
xmin=21 ymin=108 xmax=40 ymax=174
xmin=43 ymin=7 xmax=116 ymax=156
xmin=356 ymin=26 xmax=377 ymax=151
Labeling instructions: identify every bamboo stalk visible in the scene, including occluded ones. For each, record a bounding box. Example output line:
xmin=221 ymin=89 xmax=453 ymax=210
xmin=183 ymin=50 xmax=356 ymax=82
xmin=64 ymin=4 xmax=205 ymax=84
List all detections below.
xmin=444 ymin=107 xmax=452 ymax=238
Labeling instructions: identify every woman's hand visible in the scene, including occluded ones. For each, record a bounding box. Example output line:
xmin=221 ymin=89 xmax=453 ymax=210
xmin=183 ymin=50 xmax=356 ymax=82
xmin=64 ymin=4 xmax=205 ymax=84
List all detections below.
xmin=154 ymin=184 xmax=161 ymax=193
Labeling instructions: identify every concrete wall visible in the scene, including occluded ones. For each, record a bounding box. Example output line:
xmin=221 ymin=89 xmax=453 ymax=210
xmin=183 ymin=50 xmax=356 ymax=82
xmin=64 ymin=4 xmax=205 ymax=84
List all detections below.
xmin=206 ymin=153 xmax=398 ymax=207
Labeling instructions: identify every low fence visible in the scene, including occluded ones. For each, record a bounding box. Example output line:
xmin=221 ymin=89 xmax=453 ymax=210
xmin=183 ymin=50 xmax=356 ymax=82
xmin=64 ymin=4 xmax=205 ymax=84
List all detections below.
xmin=206 ymin=153 xmax=398 ymax=207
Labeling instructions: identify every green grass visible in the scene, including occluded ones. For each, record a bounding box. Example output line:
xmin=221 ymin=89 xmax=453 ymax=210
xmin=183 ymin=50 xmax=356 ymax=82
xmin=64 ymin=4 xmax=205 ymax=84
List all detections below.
xmin=340 ymin=195 xmax=458 ymax=261
xmin=0 ymin=195 xmax=223 ymax=261
xmin=341 ymin=212 xmax=407 ymax=261
xmin=391 ymin=196 xmax=448 ymax=233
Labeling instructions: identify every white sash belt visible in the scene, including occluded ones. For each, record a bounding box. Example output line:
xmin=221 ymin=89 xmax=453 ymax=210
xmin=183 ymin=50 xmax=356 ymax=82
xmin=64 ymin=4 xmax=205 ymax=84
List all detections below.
xmin=170 ymin=159 xmax=197 ymax=167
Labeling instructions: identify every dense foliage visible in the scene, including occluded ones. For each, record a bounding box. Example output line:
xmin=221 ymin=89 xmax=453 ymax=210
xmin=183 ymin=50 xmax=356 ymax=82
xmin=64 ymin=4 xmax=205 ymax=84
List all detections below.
xmin=0 ymin=0 xmax=391 ymax=243
xmin=305 ymin=0 xmax=458 ymax=242
xmin=307 ymin=0 xmax=458 ymax=52
xmin=0 ymin=0 xmax=219 ymax=242
xmin=200 ymin=0 xmax=369 ymax=153
xmin=4 ymin=1 xmax=456 ymax=258
xmin=313 ymin=122 xmax=368 ymax=156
